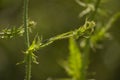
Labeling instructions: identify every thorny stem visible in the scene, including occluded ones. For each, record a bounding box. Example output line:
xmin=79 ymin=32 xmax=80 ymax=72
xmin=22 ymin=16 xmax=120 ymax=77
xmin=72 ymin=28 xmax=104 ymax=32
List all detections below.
xmin=24 ymin=0 xmax=30 ymax=47
xmin=24 ymin=0 xmax=32 ymax=80
xmin=40 ymin=21 xmax=95 ymax=48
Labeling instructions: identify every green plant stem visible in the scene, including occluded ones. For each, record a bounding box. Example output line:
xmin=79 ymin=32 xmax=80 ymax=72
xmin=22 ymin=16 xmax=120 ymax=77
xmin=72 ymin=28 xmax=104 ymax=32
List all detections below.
xmin=81 ymin=39 xmax=90 ymax=80
xmin=24 ymin=0 xmax=30 ymax=47
xmin=81 ymin=0 xmax=101 ymax=79
xmin=91 ymin=0 xmax=101 ymax=20
xmin=24 ymin=0 xmax=32 ymax=80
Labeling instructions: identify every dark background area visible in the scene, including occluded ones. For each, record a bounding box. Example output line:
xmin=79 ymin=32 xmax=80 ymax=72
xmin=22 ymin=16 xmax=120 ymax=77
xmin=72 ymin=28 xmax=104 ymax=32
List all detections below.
xmin=0 ymin=0 xmax=120 ymax=80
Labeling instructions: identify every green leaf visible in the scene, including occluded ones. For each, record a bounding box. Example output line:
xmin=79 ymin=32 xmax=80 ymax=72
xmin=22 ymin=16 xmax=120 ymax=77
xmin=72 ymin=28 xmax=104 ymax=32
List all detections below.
xmin=64 ymin=37 xmax=82 ymax=80
xmin=27 ymin=35 xmax=41 ymax=52
xmin=0 ymin=20 xmax=36 ymax=39
xmin=24 ymin=35 xmax=41 ymax=64
xmin=0 ymin=26 xmax=24 ymax=39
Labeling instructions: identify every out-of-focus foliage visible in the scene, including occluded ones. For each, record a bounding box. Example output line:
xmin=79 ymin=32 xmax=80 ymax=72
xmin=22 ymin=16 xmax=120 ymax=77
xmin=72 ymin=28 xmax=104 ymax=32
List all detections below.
xmin=59 ymin=0 xmax=120 ymax=80
xmin=90 ymin=13 xmax=120 ymax=48
xmin=63 ymin=37 xmax=82 ymax=80
xmin=0 ymin=0 xmax=120 ymax=80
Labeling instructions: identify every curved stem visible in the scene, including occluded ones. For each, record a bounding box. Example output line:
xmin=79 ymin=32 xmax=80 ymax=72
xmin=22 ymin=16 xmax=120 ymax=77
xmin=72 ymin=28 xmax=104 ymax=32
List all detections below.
xmin=23 ymin=0 xmax=32 ymax=80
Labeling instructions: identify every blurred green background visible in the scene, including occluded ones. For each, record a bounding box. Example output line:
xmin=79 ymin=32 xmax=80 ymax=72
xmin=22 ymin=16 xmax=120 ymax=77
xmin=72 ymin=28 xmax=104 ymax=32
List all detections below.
xmin=0 ymin=0 xmax=120 ymax=80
